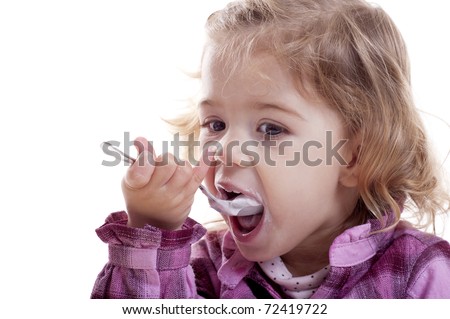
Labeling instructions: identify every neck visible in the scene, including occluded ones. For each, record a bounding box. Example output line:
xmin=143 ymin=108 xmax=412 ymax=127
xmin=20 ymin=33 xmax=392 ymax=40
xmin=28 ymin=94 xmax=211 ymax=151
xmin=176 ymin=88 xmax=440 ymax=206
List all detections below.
xmin=281 ymin=211 xmax=360 ymax=277
xmin=281 ymin=241 xmax=331 ymax=277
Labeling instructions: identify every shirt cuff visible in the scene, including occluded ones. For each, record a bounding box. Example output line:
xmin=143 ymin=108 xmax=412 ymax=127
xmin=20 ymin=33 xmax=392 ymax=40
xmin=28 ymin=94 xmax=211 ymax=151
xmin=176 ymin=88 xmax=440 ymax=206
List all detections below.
xmin=95 ymin=211 xmax=207 ymax=270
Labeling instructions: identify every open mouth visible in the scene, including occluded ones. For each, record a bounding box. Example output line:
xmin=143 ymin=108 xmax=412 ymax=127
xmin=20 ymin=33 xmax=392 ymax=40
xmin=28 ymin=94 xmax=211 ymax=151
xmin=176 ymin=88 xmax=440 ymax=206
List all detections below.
xmin=219 ymin=188 xmax=264 ymax=235
xmin=234 ymin=211 xmax=263 ymax=234
xmin=222 ymin=189 xmax=241 ymax=201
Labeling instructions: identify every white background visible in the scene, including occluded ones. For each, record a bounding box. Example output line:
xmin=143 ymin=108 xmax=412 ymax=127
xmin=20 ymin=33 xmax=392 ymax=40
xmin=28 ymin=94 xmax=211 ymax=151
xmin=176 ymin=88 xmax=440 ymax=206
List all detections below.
xmin=0 ymin=0 xmax=449 ymax=313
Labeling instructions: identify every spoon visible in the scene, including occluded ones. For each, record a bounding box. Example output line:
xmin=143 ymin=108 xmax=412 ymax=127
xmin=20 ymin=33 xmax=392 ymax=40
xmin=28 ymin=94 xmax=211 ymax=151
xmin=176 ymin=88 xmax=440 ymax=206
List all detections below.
xmin=101 ymin=141 xmax=264 ymax=216
xmin=198 ymin=184 xmax=264 ymax=217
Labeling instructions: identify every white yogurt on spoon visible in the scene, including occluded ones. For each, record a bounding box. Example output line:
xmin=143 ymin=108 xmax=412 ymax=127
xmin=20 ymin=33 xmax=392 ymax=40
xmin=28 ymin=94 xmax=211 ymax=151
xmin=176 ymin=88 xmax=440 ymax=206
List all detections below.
xmin=199 ymin=185 xmax=264 ymax=217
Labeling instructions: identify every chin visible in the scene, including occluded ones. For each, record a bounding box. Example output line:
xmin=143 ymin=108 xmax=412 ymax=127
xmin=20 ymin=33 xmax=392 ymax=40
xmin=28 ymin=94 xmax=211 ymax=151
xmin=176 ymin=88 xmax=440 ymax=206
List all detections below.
xmin=236 ymin=244 xmax=276 ymax=262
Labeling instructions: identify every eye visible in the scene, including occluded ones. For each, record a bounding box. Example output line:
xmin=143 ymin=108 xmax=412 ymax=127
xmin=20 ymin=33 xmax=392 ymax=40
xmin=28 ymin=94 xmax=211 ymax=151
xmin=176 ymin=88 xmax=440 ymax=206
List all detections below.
xmin=258 ymin=123 xmax=285 ymax=137
xmin=202 ymin=119 xmax=226 ymax=132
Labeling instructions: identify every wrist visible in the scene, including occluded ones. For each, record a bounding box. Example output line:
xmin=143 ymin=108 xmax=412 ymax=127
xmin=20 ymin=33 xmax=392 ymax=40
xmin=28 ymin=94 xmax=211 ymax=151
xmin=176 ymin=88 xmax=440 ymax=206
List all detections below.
xmin=126 ymin=213 xmax=184 ymax=230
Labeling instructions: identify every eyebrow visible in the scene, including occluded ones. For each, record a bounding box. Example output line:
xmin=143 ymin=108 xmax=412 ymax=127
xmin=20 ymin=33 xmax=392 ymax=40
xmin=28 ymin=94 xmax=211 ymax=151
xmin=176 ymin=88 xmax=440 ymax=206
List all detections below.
xmin=253 ymin=102 xmax=307 ymax=121
xmin=198 ymin=99 xmax=215 ymax=108
xmin=199 ymin=99 xmax=307 ymax=121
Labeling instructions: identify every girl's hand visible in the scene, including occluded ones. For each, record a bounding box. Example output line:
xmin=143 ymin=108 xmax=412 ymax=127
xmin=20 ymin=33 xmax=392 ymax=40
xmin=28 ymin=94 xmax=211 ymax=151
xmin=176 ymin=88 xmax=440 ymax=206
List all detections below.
xmin=121 ymin=137 xmax=210 ymax=230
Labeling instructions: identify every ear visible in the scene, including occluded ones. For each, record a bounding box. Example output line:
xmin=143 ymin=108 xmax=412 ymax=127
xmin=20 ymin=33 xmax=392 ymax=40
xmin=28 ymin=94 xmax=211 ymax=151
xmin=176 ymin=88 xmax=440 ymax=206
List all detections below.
xmin=339 ymin=134 xmax=361 ymax=188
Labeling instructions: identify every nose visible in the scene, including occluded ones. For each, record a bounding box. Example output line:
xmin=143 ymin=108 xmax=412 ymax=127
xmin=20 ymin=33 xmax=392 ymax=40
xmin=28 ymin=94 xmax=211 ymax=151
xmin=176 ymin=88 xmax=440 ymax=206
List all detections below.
xmin=211 ymin=131 xmax=259 ymax=167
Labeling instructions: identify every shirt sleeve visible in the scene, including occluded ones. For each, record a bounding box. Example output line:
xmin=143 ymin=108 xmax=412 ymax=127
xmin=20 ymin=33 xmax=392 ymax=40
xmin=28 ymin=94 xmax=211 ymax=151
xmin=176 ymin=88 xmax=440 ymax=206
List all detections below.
xmin=406 ymin=240 xmax=450 ymax=298
xmin=90 ymin=211 xmax=207 ymax=299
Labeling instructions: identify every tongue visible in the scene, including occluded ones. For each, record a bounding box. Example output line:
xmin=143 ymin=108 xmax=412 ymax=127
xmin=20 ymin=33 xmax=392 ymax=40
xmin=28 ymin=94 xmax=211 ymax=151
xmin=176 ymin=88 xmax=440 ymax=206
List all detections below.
xmin=237 ymin=214 xmax=262 ymax=233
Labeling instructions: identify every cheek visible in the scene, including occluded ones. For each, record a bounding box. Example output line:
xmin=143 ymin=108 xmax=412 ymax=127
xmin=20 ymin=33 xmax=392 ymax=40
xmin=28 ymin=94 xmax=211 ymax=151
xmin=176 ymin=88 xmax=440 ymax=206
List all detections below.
xmin=261 ymin=162 xmax=341 ymax=209
xmin=264 ymin=138 xmax=327 ymax=169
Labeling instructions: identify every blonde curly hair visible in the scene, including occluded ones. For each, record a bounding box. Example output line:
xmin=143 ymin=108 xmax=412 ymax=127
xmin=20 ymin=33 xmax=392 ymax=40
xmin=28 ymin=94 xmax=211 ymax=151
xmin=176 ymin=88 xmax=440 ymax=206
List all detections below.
xmin=167 ymin=0 xmax=449 ymax=232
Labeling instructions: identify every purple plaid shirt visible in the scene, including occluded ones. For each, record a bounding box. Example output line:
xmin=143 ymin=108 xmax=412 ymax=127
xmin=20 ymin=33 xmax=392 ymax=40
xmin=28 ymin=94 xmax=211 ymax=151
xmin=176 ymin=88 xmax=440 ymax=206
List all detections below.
xmin=91 ymin=211 xmax=450 ymax=298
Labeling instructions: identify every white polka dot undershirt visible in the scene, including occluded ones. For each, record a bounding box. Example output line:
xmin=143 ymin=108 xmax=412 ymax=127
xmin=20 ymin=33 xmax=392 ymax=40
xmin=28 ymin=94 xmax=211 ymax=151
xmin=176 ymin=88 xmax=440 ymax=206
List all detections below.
xmin=258 ymin=257 xmax=329 ymax=298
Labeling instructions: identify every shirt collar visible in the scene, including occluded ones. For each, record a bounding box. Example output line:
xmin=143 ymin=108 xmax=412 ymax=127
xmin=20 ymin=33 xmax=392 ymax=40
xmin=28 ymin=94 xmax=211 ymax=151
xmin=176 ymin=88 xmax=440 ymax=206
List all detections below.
xmin=217 ymin=217 xmax=398 ymax=286
xmin=329 ymin=218 xmax=396 ymax=267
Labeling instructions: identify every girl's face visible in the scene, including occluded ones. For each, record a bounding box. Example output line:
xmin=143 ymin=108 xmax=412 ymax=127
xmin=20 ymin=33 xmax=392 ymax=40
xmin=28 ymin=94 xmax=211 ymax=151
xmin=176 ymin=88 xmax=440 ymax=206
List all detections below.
xmin=199 ymin=49 xmax=359 ymax=274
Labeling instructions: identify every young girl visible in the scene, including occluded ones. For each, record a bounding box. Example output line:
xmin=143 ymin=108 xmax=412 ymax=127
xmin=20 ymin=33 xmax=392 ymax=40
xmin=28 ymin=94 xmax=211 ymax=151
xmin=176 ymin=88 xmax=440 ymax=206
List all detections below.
xmin=92 ymin=0 xmax=450 ymax=298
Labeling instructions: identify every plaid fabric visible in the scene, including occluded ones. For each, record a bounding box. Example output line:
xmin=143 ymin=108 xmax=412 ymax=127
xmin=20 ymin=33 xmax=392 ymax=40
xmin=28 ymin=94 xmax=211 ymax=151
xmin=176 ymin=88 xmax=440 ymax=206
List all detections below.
xmin=91 ymin=211 xmax=450 ymax=298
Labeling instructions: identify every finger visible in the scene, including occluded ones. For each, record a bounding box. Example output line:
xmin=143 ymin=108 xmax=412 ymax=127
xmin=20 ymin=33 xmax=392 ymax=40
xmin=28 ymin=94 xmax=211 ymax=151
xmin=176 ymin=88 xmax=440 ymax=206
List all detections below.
xmin=123 ymin=150 xmax=155 ymax=189
xmin=192 ymin=145 xmax=216 ymax=186
xmin=148 ymin=153 xmax=178 ymax=187
xmin=164 ymin=162 xmax=194 ymax=190
xmin=134 ymin=137 xmax=155 ymax=156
